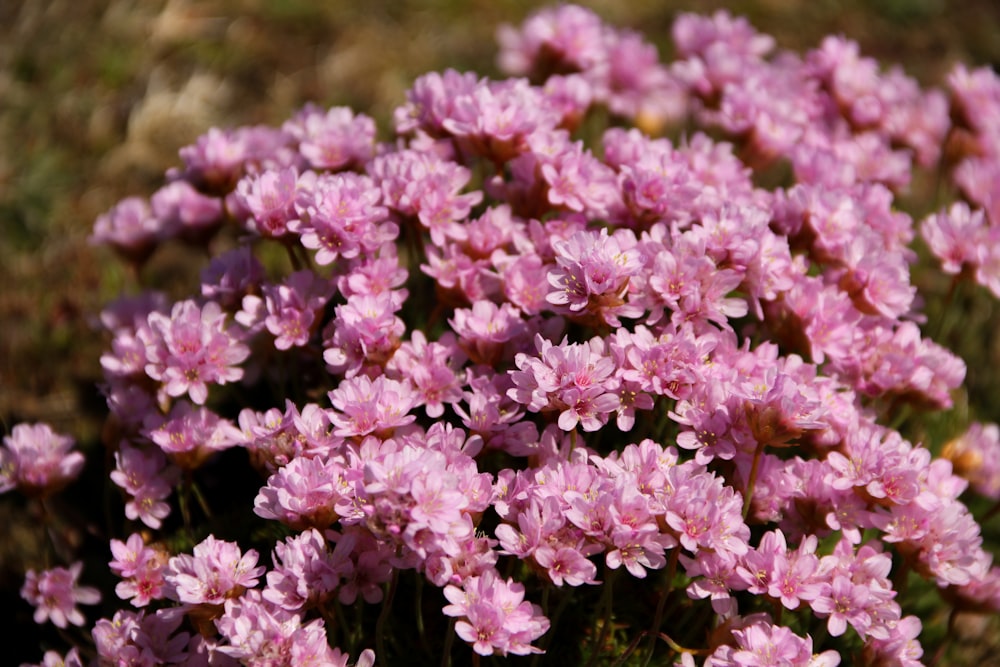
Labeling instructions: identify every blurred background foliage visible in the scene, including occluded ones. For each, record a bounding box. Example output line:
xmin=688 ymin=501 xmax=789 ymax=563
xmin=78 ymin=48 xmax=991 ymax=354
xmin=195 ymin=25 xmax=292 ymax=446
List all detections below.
xmin=2 ymin=0 xmax=1000 ymax=663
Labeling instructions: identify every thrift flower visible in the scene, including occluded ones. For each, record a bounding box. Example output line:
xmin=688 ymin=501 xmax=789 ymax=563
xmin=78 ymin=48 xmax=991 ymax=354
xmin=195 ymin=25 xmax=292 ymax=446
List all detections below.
xmin=21 ymin=562 xmax=101 ymax=628
xmin=0 ymin=422 xmax=84 ymax=497
xmin=141 ymin=299 xmax=250 ymax=405
xmin=164 ymin=535 xmax=263 ymax=606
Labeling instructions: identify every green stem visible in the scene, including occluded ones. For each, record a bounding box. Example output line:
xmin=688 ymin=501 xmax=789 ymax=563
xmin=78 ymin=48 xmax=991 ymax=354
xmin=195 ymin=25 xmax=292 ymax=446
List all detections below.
xmin=892 ymin=557 xmax=911 ymax=597
xmin=190 ymin=478 xmax=213 ymax=519
xmin=534 ymin=587 xmax=572 ymax=666
xmin=178 ymin=476 xmax=194 ymax=541
xmin=585 ymin=567 xmax=617 ymax=667
xmin=981 ymin=498 xmax=1000 ymax=523
xmin=810 ymin=618 xmax=829 ymax=653
xmin=655 ymin=632 xmax=709 ymax=657
xmin=643 ymin=549 xmax=679 ymax=666
xmin=375 ymin=569 xmax=399 ymax=666
xmin=35 ymin=497 xmax=56 ymax=567
xmin=319 ymin=600 xmax=340 ymax=646
xmin=441 ymin=618 xmax=456 ymax=667
xmin=610 ymin=632 xmax=645 ymax=667
xmin=932 ymin=273 xmax=962 ymax=342
xmin=742 ymin=438 xmax=767 ymax=520
xmin=285 ymin=242 xmax=303 ymax=272
xmin=415 ymin=575 xmax=428 ymax=655
xmin=928 ymin=608 xmax=957 ymax=667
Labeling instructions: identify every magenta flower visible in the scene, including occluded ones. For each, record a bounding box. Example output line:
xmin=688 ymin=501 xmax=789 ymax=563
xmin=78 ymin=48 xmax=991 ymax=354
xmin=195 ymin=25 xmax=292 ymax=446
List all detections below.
xmin=21 ymin=562 xmax=101 ymax=628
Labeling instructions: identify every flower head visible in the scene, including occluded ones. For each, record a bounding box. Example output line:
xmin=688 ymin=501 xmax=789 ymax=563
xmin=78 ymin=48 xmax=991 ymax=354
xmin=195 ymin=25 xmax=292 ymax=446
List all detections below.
xmin=0 ymin=423 xmax=83 ymax=497
xmin=21 ymin=562 xmax=101 ymax=628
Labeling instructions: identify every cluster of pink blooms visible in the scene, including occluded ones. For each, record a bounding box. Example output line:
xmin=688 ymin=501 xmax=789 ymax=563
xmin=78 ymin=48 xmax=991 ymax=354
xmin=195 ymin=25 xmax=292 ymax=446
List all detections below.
xmin=9 ymin=4 xmax=1000 ymax=666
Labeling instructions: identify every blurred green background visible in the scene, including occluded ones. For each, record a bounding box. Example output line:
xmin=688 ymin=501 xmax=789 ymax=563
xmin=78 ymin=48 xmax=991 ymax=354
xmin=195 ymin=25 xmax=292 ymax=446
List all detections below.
xmin=2 ymin=0 xmax=1000 ymax=663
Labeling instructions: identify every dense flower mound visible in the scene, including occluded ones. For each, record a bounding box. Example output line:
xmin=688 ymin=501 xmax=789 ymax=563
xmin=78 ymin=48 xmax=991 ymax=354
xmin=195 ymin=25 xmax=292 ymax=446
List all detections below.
xmin=8 ymin=5 xmax=1000 ymax=666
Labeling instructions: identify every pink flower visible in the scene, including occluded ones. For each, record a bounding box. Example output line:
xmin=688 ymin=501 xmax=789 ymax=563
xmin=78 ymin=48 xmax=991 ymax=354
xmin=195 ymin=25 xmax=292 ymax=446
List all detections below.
xmin=164 ymin=535 xmax=263 ymax=606
xmin=943 ymin=422 xmax=1000 ymax=500
xmin=369 ymin=149 xmax=481 ymax=247
xmin=150 ymin=179 xmax=224 ymax=244
xmin=730 ymin=619 xmax=834 ymax=667
xmin=21 ymin=562 xmax=101 ymax=628
xmin=89 ymin=196 xmax=163 ymax=265
xmin=0 ymin=422 xmax=83 ymax=497
xmin=327 ymin=375 xmax=418 ymax=439
xmin=450 ymin=300 xmax=527 ymax=366
xmin=254 ymin=454 xmax=349 ymax=529
xmin=178 ymin=125 xmax=293 ymax=192
xmin=141 ymin=299 xmax=250 ymax=405
xmin=22 ymin=647 xmax=84 ymax=667
xmin=323 ymin=290 xmax=406 ymax=376
xmin=862 ymin=615 xmax=923 ymax=667
xmin=443 ymin=569 xmax=550 ymax=656
xmin=291 ymin=171 xmax=394 ymax=265
xmin=109 ymin=533 xmax=168 ymax=607
xmin=234 ymin=166 xmax=301 ymax=237
xmin=920 ymin=202 xmax=989 ymax=276
xmin=497 ymin=4 xmax=608 ymax=78
xmin=386 ymin=331 xmax=464 ymax=418
xmin=144 ymin=400 xmax=242 ymax=470
xmin=110 ymin=442 xmax=177 ymax=529
xmin=284 ymin=103 xmax=376 ymax=170
xmin=215 ymin=589 xmax=349 ymax=665
xmin=200 ymin=246 xmax=266 ymax=310
xmin=546 ymin=228 xmax=643 ymax=326
xmin=507 ymin=334 xmax=620 ymax=432
xmin=263 ymin=529 xmax=353 ymax=610
xmin=238 ymin=270 xmax=334 ymax=350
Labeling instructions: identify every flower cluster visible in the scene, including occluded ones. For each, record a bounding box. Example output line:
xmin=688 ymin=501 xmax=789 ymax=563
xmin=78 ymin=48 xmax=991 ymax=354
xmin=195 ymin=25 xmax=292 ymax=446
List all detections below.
xmin=10 ymin=4 xmax=1000 ymax=666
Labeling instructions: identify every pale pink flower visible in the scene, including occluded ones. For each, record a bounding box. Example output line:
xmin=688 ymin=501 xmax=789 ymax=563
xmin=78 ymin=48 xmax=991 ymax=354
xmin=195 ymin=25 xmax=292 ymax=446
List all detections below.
xmin=21 ymin=562 xmax=101 ymax=628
